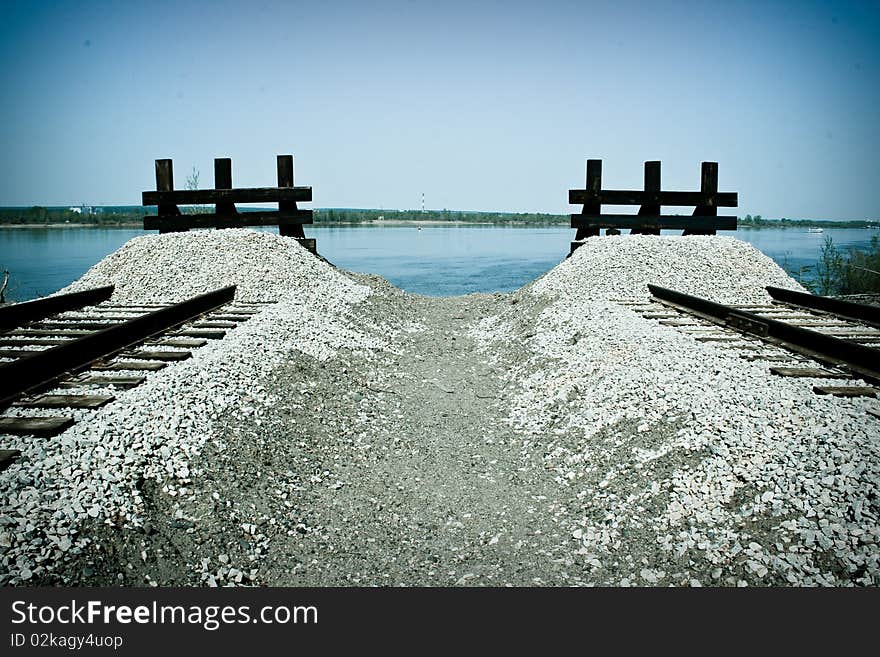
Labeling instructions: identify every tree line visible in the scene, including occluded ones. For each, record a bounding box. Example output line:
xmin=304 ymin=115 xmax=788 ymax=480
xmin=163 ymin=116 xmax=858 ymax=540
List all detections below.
xmin=1 ymin=206 xmax=877 ymax=229
xmin=810 ymin=236 xmax=880 ymax=295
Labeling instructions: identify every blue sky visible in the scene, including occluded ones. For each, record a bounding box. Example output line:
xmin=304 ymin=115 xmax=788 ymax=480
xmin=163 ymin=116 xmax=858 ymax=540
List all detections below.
xmin=0 ymin=0 xmax=878 ymax=219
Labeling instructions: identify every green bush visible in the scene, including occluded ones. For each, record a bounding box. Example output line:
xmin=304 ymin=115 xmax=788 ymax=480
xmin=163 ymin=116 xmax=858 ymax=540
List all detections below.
xmin=812 ymin=236 xmax=880 ymax=295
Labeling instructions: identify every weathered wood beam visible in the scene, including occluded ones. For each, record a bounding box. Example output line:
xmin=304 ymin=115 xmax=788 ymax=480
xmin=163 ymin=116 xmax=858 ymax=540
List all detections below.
xmin=214 ymin=158 xmax=238 ymax=217
xmin=569 ymin=189 xmax=737 ymax=206
xmin=144 ymin=210 xmax=313 ymax=231
xmin=0 ymin=449 xmax=20 ymax=472
xmin=143 ymin=186 xmax=312 ymax=206
xmin=278 ymin=154 xmax=307 ymax=239
xmin=155 ymin=159 xmax=182 ymax=230
xmin=570 ymin=215 xmax=737 ymax=230
xmin=0 ymin=416 xmax=74 ymax=437
xmin=633 ymin=161 xmax=661 ymax=235
xmin=14 ymin=394 xmax=115 ymax=409
xmin=574 ymin=159 xmax=602 ymax=241
xmin=684 ymin=162 xmax=719 ymax=236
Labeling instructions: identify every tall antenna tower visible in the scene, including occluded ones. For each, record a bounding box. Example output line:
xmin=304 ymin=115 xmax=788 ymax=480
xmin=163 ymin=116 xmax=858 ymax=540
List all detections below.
xmin=421 ymin=192 xmax=425 ymax=213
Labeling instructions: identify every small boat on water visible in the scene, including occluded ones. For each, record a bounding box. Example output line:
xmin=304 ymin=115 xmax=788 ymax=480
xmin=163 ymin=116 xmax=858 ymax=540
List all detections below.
xmin=807 ymin=228 xmax=824 ymax=233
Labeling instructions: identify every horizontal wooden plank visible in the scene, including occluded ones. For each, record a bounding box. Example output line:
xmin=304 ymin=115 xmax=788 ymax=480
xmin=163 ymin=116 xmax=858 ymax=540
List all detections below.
xmin=143 ymin=186 xmax=312 ymax=205
xmin=60 ymin=375 xmax=145 ymax=388
xmin=175 ymin=329 xmax=226 ymax=339
xmin=191 ymin=321 xmax=238 ymax=329
xmin=121 ymin=350 xmax=191 ymax=361
xmin=206 ymin=315 xmax=250 ymax=322
xmin=0 ymin=349 xmax=44 ymax=359
xmin=34 ymin=321 xmax=122 ymax=330
xmin=0 ymin=416 xmax=74 ymax=437
xmin=813 ymin=385 xmax=877 ymax=397
xmin=92 ymin=361 xmax=167 ymax=371
xmin=571 ymin=215 xmax=737 ymax=230
xmin=0 ymin=338 xmax=69 ymax=347
xmin=7 ymin=329 xmax=94 ymax=337
xmin=151 ymin=337 xmax=207 ymax=348
xmin=0 ymin=449 xmax=20 ymax=472
xmin=15 ymin=394 xmax=114 ymax=409
xmin=144 ymin=210 xmax=313 ymax=231
xmin=569 ymin=189 xmax=738 ymax=207
xmin=56 ymin=314 xmax=143 ymax=321
xmin=769 ymin=367 xmax=848 ymax=378
xmin=98 ymin=304 xmax=168 ymax=309
xmin=741 ymin=354 xmax=801 ymax=362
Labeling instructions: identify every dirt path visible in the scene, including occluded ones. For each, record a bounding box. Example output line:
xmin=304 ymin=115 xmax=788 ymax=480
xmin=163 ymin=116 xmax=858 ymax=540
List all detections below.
xmin=51 ymin=280 xmax=599 ymax=586
xmin=241 ymin=285 xmax=594 ymax=586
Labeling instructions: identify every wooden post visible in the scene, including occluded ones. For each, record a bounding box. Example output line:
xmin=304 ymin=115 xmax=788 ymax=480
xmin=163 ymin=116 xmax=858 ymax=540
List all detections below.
xmin=277 ymin=155 xmax=306 ymax=239
xmin=571 ymin=158 xmax=601 ymax=254
xmin=214 ymin=158 xmax=238 ymax=221
xmin=633 ymin=161 xmax=661 ymax=235
xmin=684 ymin=161 xmax=718 ymax=236
xmin=155 ymin=159 xmax=182 ymax=233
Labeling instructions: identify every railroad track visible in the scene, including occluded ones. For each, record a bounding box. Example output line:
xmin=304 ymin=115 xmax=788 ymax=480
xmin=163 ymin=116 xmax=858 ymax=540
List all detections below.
xmin=618 ymin=285 xmax=880 ymax=416
xmin=0 ymin=285 xmax=274 ymax=471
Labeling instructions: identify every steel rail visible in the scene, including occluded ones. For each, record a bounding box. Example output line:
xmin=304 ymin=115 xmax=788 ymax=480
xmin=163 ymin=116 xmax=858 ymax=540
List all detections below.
xmin=0 ymin=286 xmax=114 ymax=330
xmin=0 ymin=285 xmax=235 ymax=407
xmin=765 ymin=286 xmax=880 ymax=329
xmin=647 ymin=284 xmax=880 ymax=383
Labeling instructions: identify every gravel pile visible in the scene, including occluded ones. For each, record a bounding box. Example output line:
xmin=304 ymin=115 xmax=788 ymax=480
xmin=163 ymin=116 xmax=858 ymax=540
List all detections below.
xmin=0 ymin=230 xmax=388 ymax=585
xmin=3 ymin=231 xmax=877 ymax=587
xmin=532 ymin=235 xmax=806 ymax=303
xmin=58 ymin=229 xmax=350 ymax=303
xmin=472 ymin=235 xmax=879 ymax=585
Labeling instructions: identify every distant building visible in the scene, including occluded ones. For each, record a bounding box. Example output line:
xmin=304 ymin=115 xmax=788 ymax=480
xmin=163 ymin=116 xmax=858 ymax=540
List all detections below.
xmin=69 ymin=207 xmax=82 ymax=214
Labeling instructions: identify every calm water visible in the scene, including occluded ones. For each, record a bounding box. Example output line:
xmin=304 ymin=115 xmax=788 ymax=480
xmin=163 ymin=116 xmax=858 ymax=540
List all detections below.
xmin=0 ymin=224 xmax=876 ymax=301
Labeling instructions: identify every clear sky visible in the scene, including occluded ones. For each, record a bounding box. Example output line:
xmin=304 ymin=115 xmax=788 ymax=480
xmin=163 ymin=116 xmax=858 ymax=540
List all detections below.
xmin=0 ymin=0 xmax=878 ymax=219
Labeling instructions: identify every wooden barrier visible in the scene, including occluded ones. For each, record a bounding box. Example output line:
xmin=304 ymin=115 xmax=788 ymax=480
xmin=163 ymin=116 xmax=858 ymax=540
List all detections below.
xmin=142 ymin=155 xmax=315 ymax=253
xmin=569 ymin=160 xmax=738 ymax=254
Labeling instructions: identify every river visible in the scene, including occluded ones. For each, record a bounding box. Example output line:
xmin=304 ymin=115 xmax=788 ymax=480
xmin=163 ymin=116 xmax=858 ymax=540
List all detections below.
xmin=0 ymin=224 xmax=876 ymax=301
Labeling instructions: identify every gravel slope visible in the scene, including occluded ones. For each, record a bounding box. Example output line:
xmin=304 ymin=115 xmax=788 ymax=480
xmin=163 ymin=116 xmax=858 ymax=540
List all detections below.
xmin=1 ymin=232 xmax=877 ymax=587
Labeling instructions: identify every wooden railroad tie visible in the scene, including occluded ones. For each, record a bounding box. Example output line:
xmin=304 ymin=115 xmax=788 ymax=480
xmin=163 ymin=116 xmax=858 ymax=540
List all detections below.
xmin=59 ymin=374 xmax=146 ymax=388
xmin=13 ymin=394 xmax=115 ymax=409
xmin=0 ymin=449 xmax=21 ymax=472
xmin=151 ymin=337 xmax=208 ymax=348
xmin=813 ymin=386 xmax=877 ymax=398
xmin=568 ymin=159 xmax=738 ymax=255
xmin=142 ymin=155 xmax=316 ymax=254
xmin=92 ymin=361 xmax=167 ymax=371
xmin=0 ymin=416 xmax=75 ymax=437
xmin=770 ymin=367 xmax=849 ymax=379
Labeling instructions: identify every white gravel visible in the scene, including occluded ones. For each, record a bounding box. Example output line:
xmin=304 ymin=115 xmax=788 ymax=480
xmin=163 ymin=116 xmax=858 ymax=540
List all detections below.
xmin=534 ymin=234 xmax=806 ymax=303
xmin=3 ymin=230 xmax=877 ymax=586
xmin=0 ymin=229 xmax=387 ymax=585
xmin=58 ymin=228 xmax=348 ymax=303
xmin=473 ymin=235 xmax=880 ymax=586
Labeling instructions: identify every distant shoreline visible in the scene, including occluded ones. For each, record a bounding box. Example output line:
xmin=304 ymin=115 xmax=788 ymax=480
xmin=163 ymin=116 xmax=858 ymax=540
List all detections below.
xmin=0 ymin=222 xmax=142 ymax=229
xmin=0 ymin=219 xmax=878 ymax=230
